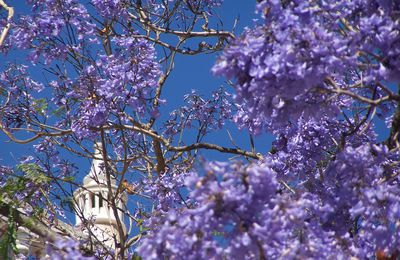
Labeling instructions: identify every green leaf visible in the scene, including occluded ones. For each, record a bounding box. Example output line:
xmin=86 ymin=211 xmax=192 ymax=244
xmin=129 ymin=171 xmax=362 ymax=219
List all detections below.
xmin=0 ymin=209 xmax=18 ymax=259
xmin=32 ymin=98 xmax=48 ymax=115
xmin=0 ymin=86 xmax=7 ymax=97
xmin=62 ymin=176 xmax=75 ymax=182
xmin=1 ymin=178 xmax=25 ymax=195
xmin=131 ymin=254 xmax=142 ymax=260
xmin=0 ymin=231 xmax=11 ymax=260
xmin=51 ymin=105 xmax=66 ymax=117
xmin=17 ymin=163 xmax=50 ymax=185
xmin=60 ymin=197 xmax=74 ymax=211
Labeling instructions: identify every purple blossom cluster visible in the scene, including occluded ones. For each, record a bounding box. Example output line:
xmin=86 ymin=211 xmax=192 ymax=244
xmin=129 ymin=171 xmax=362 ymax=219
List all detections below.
xmin=6 ymin=0 xmax=95 ymax=64
xmin=70 ymin=35 xmax=160 ymax=138
xmin=213 ymin=0 xmax=400 ymax=134
xmin=0 ymin=65 xmax=44 ymax=129
xmin=0 ymin=137 xmax=76 ymax=223
xmin=1 ymin=0 xmax=160 ymax=140
xmin=138 ymin=144 xmax=400 ymax=258
xmin=0 ymin=0 xmax=399 ymax=258
xmin=91 ymin=0 xmax=128 ymax=18
xmin=137 ymin=161 xmax=346 ymax=259
xmin=270 ymin=113 xmax=377 ymax=182
xmin=46 ymin=238 xmax=94 ymax=260
xmin=143 ymin=164 xmax=192 ymax=213
xmin=322 ymin=145 xmax=400 ymax=257
xmin=136 ymin=1 xmax=400 ymax=257
xmin=0 ymin=161 xmax=46 ymax=217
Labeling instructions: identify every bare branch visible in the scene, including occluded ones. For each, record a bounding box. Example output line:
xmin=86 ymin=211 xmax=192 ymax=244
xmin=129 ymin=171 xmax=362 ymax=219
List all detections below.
xmin=0 ymin=0 xmax=13 ymax=47
xmin=0 ymin=202 xmax=63 ymax=243
xmin=168 ymin=142 xmax=262 ymax=160
xmin=128 ymin=11 xmax=234 ymax=39
xmin=322 ymin=77 xmax=400 ymax=105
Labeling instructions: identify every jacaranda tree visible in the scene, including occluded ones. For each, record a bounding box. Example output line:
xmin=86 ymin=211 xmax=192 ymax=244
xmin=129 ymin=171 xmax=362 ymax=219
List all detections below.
xmin=0 ymin=0 xmax=399 ymax=259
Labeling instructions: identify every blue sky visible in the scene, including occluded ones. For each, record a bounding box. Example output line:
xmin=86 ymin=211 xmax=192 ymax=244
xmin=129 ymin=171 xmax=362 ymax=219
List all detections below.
xmin=0 ymin=0 xmax=391 ymax=184
xmin=0 ymin=1 xmax=267 ymax=165
xmin=0 ymin=1 xmax=392 ymax=228
xmin=0 ymin=1 xmax=272 ymax=224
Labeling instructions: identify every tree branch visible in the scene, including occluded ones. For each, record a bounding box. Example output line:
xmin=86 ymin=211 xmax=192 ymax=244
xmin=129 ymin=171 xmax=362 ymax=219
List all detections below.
xmin=168 ymin=142 xmax=262 ymax=160
xmin=0 ymin=0 xmax=14 ymax=47
xmin=0 ymin=201 xmax=63 ymax=243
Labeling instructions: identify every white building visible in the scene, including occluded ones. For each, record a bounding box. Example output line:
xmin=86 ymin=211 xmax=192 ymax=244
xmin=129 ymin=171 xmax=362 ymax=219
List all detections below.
xmin=9 ymin=142 xmax=127 ymax=258
xmin=73 ymin=142 xmax=127 ymax=249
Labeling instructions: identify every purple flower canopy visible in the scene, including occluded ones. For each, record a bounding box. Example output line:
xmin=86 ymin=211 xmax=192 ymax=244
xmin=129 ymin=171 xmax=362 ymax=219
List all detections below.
xmin=139 ymin=0 xmax=400 ymax=259
xmin=0 ymin=0 xmax=399 ymax=259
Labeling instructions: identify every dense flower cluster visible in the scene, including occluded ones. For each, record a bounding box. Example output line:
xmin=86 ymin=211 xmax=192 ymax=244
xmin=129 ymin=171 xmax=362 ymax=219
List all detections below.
xmin=70 ymin=35 xmax=160 ymax=138
xmin=137 ymin=161 xmax=345 ymax=259
xmin=213 ymin=0 xmax=400 ymax=133
xmin=1 ymin=0 xmax=400 ymax=259
xmin=136 ymin=1 xmax=400 ymax=259
xmin=1 ymin=0 xmax=161 ymax=139
xmin=144 ymin=166 xmax=190 ymax=213
xmin=138 ymin=143 xmax=400 ymax=258
xmin=7 ymin=0 xmax=95 ymax=64
xmin=270 ymin=113 xmax=377 ymax=182
xmin=322 ymin=145 xmax=400 ymax=256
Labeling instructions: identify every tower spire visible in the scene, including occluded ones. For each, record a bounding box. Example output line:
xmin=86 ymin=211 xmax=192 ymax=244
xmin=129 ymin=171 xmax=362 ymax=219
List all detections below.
xmin=74 ymin=142 xmax=126 ymax=249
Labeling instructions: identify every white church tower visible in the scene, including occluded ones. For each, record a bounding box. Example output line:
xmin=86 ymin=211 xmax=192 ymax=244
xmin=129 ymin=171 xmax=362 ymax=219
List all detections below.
xmin=73 ymin=142 xmax=127 ymax=249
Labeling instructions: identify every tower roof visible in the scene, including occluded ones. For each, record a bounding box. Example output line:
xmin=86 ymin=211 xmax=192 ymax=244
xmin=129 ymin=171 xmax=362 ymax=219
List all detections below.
xmin=73 ymin=142 xmax=127 ymax=247
xmin=83 ymin=142 xmax=116 ymax=187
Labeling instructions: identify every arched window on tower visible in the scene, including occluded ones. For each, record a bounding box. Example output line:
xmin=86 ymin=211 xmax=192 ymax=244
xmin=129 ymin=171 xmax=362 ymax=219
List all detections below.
xmin=98 ymin=192 xmax=103 ymax=208
xmin=90 ymin=192 xmax=95 ymax=208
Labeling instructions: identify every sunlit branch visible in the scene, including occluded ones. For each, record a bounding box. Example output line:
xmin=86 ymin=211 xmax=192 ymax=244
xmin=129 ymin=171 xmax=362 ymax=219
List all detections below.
xmin=0 ymin=0 xmax=13 ymax=47
xmin=128 ymin=9 xmax=234 ymax=39
xmin=0 ymin=201 xmax=63 ymax=243
xmin=323 ymin=77 xmax=400 ymax=105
